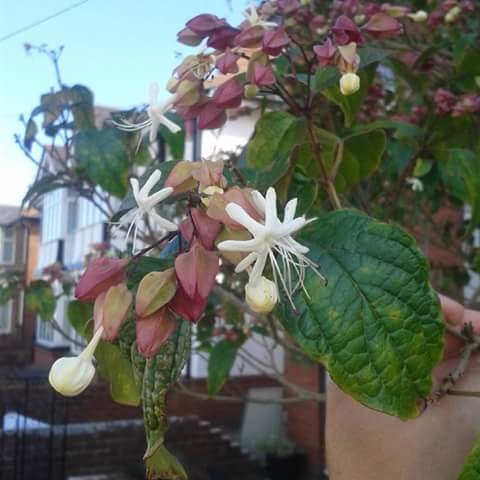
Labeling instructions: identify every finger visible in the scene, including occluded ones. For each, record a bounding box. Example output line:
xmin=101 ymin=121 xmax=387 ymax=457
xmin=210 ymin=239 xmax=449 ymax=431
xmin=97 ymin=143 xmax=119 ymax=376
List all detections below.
xmin=439 ymin=294 xmax=465 ymax=327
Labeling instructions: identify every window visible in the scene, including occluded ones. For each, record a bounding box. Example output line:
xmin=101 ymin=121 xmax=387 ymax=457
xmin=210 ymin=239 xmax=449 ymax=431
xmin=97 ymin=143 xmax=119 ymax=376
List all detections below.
xmin=0 ymin=301 xmax=12 ymax=334
xmin=1 ymin=228 xmax=15 ymax=264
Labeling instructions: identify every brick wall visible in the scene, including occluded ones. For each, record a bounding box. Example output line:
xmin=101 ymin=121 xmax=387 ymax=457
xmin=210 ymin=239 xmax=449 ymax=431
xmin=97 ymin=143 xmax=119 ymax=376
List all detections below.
xmin=284 ymin=357 xmax=326 ymax=476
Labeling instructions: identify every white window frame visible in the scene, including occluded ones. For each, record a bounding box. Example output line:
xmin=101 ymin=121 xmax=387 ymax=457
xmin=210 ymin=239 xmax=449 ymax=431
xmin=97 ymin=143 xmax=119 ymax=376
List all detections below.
xmin=0 ymin=300 xmax=13 ymax=334
xmin=1 ymin=227 xmax=15 ymax=265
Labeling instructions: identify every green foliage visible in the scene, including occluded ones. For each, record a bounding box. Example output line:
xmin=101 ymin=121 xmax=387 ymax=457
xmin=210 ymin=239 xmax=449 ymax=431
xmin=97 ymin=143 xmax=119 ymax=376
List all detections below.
xmin=459 ymin=437 xmax=480 ymax=480
xmin=207 ymin=339 xmax=242 ymax=395
xmin=67 ymin=300 xmax=93 ymax=336
xmin=159 ymin=112 xmax=185 ymax=160
xmin=246 ymin=111 xmax=307 ymax=191
xmin=276 ymin=209 xmax=444 ymax=419
xmin=74 ymin=128 xmax=130 ymax=198
xmin=25 ymin=280 xmax=56 ymax=321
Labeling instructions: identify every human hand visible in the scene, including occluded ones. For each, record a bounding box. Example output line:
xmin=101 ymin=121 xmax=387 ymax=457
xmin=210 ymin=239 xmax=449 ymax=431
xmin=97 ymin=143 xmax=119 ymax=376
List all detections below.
xmin=326 ymin=295 xmax=480 ymax=480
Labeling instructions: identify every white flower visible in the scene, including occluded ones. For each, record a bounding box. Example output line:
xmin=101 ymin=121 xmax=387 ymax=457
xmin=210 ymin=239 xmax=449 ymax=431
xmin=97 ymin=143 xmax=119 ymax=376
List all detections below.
xmin=113 ymin=83 xmax=181 ymax=147
xmin=406 ymin=177 xmax=424 ymax=192
xmin=407 ymin=10 xmax=428 ymax=22
xmin=118 ymin=169 xmax=177 ymax=252
xmin=243 ymin=1 xmax=277 ymax=28
xmin=48 ymin=326 xmax=104 ymax=397
xmin=217 ymin=187 xmax=325 ymax=308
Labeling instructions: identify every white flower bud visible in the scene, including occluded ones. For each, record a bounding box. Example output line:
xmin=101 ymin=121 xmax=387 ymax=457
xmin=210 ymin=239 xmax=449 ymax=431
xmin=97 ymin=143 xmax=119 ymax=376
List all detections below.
xmin=245 ymin=276 xmax=278 ymax=314
xmin=407 ymin=10 xmax=428 ymax=22
xmin=339 ymin=73 xmax=360 ymax=96
xmin=445 ymin=5 xmax=461 ymax=23
xmin=48 ymin=326 xmax=103 ymax=397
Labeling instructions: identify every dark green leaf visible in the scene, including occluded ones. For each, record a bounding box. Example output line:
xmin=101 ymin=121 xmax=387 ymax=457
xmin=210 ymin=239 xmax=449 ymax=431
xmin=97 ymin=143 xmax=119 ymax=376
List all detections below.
xmin=25 ymin=280 xmax=56 ymax=321
xmin=459 ymin=437 xmax=480 ymax=480
xmin=127 ymin=256 xmax=174 ymax=289
xmin=67 ymin=300 xmax=93 ymax=336
xmin=207 ymin=339 xmax=241 ymax=395
xmin=23 ymin=118 xmax=38 ymax=151
xmin=74 ymin=128 xmax=129 ymax=198
xmin=69 ymin=84 xmax=95 ymax=131
xmin=159 ymin=112 xmax=185 ymax=160
xmin=276 ymin=209 xmax=444 ymax=419
xmin=246 ymin=112 xmax=307 ymax=191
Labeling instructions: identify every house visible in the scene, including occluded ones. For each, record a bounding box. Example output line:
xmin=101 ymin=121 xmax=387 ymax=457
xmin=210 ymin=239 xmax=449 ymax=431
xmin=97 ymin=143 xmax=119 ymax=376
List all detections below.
xmin=0 ymin=205 xmax=40 ymax=367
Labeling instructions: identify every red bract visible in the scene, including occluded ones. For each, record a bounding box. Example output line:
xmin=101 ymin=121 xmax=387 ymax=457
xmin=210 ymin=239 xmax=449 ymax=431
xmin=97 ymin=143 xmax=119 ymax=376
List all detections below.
xmin=207 ymin=25 xmax=241 ymax=50
xmin=434 ymin=88 xmax=457 ymax=115
xmin=174 ymin=242 xmax=219 ymax=301
xmin=332 ymin=15 xmax=363 ymax=45
xmin=136 ymin=308 xmax=177 ymax=358
xmin=198 ymin=101 xmax=227 ymax=130
xmin=234 ymin=25 xmax=266 ymax=49
xmin=216 ymin=49 xmax=240 ymax=74
xmin=362 ymin=13 xmax=402 ymax=39
xmin=74 ymin=257 xmax=128 ymax=301
xmin=177 ymin=27 xmax=203 ymax=46
xmin=186 ymin=14 xmax=227 ymax=36
xmin=248 ymin=62 xmax=275 ymax=86
xmin=168 ymin=284 xmax=208 ymax=323
xmin=313 ymin=38 xmax=336 ymax=67
xmin=452 ymin=94 xmax=480 ymax=117
xmin=180 ymin=208 xmax=222 ymax=251
xmin=262 ymin=27 xmax=290 ymax=56
xmin=213 ymin=77 xmax=244 ymax=109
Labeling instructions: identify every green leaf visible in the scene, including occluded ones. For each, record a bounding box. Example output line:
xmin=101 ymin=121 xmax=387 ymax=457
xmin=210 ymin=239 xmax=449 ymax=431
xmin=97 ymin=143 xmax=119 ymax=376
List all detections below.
xmin=25 ymin=280 xmax=56 ymax=321
xmin=287 ymin=171 xmax=318 ymax=215
xmin=334 ymin=130 xmax=387 ymax=191
xmin=95 ymin=340 xmax=141 ymax=406
xmin=439 ymin=149 xmax=480 ymax=232
xmin=127 ymin=256 xmax=173 ymax=289
xmin=207 ymin=339 xmax=241 ymax=395
xmin=69 ymin=84 xmax=95 ymax=131
xmin=347 ymin=119 xmax=424 ymax=139
xmin=67 ymin=300 xmax=93 ymax=336
xmin=459 ymin=437 xmax=480 ymax=480
xmin=22 ymin=174 xmax=66 ymax=207
xmin=246 ymin=112 xmax=307 ymax=191
xmin=74 ymin=128 xmax=129 ymax=198
xmin=276 ymin=209 xmax=444 ymax=419
xmin=23 ymin=118 xmax=38 ymax=151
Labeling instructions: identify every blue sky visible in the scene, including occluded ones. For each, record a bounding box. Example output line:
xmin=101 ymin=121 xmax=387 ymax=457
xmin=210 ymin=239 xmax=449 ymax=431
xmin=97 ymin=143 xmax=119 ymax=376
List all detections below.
xmin=0 ymin=0 xmax=245 ymax=205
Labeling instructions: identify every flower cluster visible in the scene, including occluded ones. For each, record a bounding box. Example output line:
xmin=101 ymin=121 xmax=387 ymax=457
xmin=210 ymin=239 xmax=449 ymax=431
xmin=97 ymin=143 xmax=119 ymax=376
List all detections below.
xmin=434 ymin=88 xmax=480 ymax=118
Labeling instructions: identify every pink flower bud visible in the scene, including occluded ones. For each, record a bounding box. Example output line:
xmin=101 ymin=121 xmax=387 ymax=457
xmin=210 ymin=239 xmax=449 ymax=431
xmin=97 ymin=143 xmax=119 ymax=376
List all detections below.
xmin=136 ymin=308 xmax=177 ymax=358
xmin=213 ymin=77 xmax=244 ymax=109
xmin=198 ymin=101 xmax=227 ymax=130
xmin=180 ymin=208 xmax=222 ymax=251
xmin=247 ymin=62 xmax=275 ymax=86
xmin=262 ymin=27 xmax=290 ymax=56
xmin=174 ymin=242 xmax=219 ymax=301
xmin=362 ymin=13 xmax=402 ymax=39
xmin=216 ymin=50 xmax=240 ymax=74
xmin=332 ymin=15 xmax=363 ymax=45
xmin=186 ymin=14 xmax=227 ymax=36
xmin=75 ymin=257 xmax=128 ymax=301
xmin=176 ymin=27 xmax=203 ymax=46
xmin=313 ymin=38 xmax=336 ymax=67
xmin=207 ymin=25 xmax=241 ymax=50
xmin=136 ymin=269 xmax=177 ymax=318
xmin=234 ymin=25 xmax=266 ymax=49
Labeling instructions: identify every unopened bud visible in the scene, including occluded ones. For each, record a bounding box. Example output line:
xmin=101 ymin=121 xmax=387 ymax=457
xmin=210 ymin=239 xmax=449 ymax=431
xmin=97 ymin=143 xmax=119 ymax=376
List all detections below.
xmin=244 ymin=84 xmax=259 ymax=100
xmin=354 ymin=14 xmax=366 ymax=25
xmin=245 ymin=276 xmax=278 ymax=314
xmin=407 ymin=10 xmax=428 ymax=22
xmin=166 ymin=77 xmax=179 ymax=93
xmin=48 ymin=326 xmax=104 ymax=397
xmin=339 ymin=73 xmax=360 ymax=96
xmin=444 ymin=5 xmax=461 ymax=23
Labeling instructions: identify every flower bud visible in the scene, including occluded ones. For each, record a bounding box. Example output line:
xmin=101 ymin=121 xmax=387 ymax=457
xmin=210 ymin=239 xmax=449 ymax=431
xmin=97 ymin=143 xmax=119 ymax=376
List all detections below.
xmin=339 ymin=73 xmax=360 ymax=96
xmin=444 ymin=5 xmax=461 ymax=23
xmin=407 ymin=10 xmax=428 ymax=22
xmin=48 ymin=326 xmax=103 ymax=397
xmin=136 ymin=269 xmax=176 ymax=318
xmin=245 ymin=276 xmax=278 ymax=313
xmin=244 ymin=84 xmax=259 ymax=100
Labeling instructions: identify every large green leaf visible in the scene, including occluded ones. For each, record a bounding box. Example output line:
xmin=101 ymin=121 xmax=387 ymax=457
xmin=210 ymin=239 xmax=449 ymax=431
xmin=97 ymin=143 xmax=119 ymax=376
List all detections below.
xmin=246 ymin=112 xmax=307 ymax=191
xmin=207 ymin=339 xmax=241 ymax=395
xmin=67 ymin=300 xmax=93 ymax=336
xmin=439 ymin=149 xmax=480 ymax=233
xmin=276 ymin=209 xmax=444 ymax=419
xmin=69 ymin=84 xmax=95 ymax=131
xmin=459 ymin=438 xmax=480 ymax=480
xmin=25 ymin=280 xmax=56 ymax=321
xmin=74 ymin=128 xmax=129 ymax=198
xmin=95 ymin=340 xmax=141 ymax=406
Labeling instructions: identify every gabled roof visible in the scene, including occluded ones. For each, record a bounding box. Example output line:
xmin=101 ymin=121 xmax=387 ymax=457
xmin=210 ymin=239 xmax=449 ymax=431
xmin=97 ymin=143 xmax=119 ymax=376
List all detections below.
xmin=0 ymin=205 xmax=39 ymax=227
